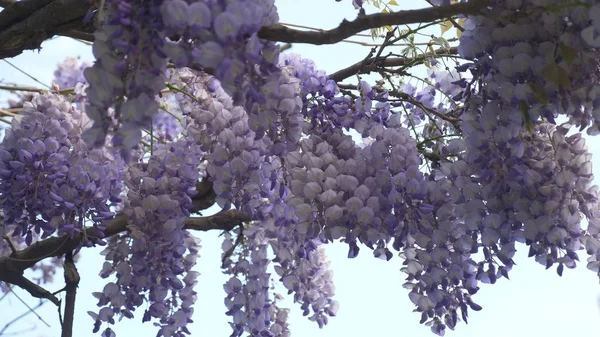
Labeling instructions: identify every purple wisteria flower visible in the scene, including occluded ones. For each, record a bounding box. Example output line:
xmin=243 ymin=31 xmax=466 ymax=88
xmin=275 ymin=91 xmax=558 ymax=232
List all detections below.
xmin=0 ymin=93 xmax=124 ymax=242
xmin=92 ymin=139 xmax=203 ymax=337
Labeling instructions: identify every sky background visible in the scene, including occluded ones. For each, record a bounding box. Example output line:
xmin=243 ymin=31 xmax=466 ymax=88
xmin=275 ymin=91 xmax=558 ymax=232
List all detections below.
xmin=1 ymin=0 xmax=600 ymax=336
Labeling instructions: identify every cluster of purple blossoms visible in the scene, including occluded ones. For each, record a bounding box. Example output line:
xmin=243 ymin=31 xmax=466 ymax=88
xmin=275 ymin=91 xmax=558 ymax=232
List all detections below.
xmin=280 ymin=54 xmax=430 ymax=252
xmin=173 ymin=69 xmax=274 ymax=216
xmin=6 ymin=1 xmax=600 ymax=337
xmin=171 ymin=0 xmax=305 ymax=155
xmin=457 ymin=0 xmax=600 ymax=134
xmin=169 ymin=68 xmax=338 ymax=332
xmin=404 ymin=116 xmax=599 ymax=335
xmin=222 ymin=226 xmax=274 ymax=337
xmin=247 ymin=158 xmax=341 ymax=329
xmin=268 ymin=294 xmax=291 ymax=337
xmin=271 ymin=238 xmax=339 ymax=328
xmin=276 ymin=42 xmax=599 ymax=335
xmin=83 ymin=0 xmax=169 ymax=160
xmin=83 ymin=0 xmax=302 ymax=179
xmin=0 ymin=93 xmax=124 ymax=242
xmin=160 ymin=0 xmax=280 ymax=105
xmin=53 ymin=57 xmax=91 ymax=90
xmin=91 ymin=139 xmax=203 ymax=337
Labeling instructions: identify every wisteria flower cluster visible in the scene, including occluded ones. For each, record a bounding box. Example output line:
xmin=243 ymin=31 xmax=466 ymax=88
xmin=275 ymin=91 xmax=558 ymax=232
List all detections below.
xmin=91 ymin=139 xmax=203 ymax=337
xmin=457 ymin=0 xmax=600 ymax=133
xmin=83 ymin=0 xmax=286 ymax=161
xmin=5 ymin=1 xmax=600 ymax=337
xmin=53 ymin=57 xmax=91 ymax=90
xmin=0 ymin=93 xmax=124 ymax=242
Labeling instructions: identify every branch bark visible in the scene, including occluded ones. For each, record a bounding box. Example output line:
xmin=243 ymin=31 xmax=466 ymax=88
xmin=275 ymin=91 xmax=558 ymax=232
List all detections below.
xmin=0 ymin=0 xmax=90 ymax=59
xmin=0 ymin=209 xmax=249 ymax=301
xmin=60 ymin=251 xmax=79 ymax=337
xmin=0 ymin=0 xmax=487 ymax=59
xmin=0 ymin=0 xmax=17 ymax=9
xmin=328 ymin=46 xmax=459 ymax=82
xmin=0 ymin=179 xmax=240 ymax=305
xmin=257 ymin=1 xmax=488 ymax=45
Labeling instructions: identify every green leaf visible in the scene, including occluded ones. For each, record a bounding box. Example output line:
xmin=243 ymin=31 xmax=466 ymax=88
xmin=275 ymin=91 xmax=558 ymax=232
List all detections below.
xmin=529 ymin=83 xmax=548 ymax=105
xmin=440 ymin=21 xmax=453 ymax=36
xmin=519 ymin=101 xmax=533 ymax=132
xmin=431 ymin=37 xmax=450 ymax=50
xmin=388 ymin=0 xmax=398 ymax=5
xmin=559 ymin=42 xmax=577 ymax=66
xmin=542 ymin=62 xmax=571 ymax=89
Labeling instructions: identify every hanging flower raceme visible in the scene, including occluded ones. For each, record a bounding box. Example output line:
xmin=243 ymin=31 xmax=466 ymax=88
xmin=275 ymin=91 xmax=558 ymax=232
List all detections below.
xmin=457 ymin=0 xmax=600 ymax=134
xmin=84 ymin=0 xmax=169 ymax=160
xmin=91 ymin=139 xmax=203 ymax=337
xmin=53 ymin=57 xmax=90 ymax=90
xmin=222 ymin=226 xmax=275 ymax=337
xmin=404 ymin=108 xmax=600 ymax=335
xmin=0 ymin=93 xmax=124 ymax=242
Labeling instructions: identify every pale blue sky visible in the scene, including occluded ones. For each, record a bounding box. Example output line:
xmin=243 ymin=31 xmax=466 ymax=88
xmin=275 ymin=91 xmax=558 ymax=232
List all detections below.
xmin=1 ymin=1 xmax=599 ymax=337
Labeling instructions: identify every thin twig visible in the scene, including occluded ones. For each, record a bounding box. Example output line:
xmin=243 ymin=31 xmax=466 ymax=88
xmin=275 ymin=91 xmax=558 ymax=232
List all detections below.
xmin=425 ymin=0 xmax=465 ymax=32
xmin=6 ymin=290 xmax=50 ymax=328
xmin=0 ymin=84 xmax=72 ymax=94
xmin=279 ymin=43 xmax=292 ymax=52
xmin=1 ymin=60 xmax=51 ymax=89
xmin=3 ymin=235 xmax=17 ymax=254
xmin=337 ymin=82 xmax=460 ymax=126
xmin=0 ymin=299 xmax=47 ymax=335
xmin=329 ymin=46 xmax=458 ymax=82
xmin=0 ymin=285 xmax=11 ymax=303
xmin=221 ymin=224 xmax=245 ymax=269
xmin=0 ymin=108 xmax=18 ymax=117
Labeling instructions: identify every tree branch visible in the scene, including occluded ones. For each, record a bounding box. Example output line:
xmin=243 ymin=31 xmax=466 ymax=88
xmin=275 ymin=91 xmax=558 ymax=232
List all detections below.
xmin=0 ymin=209 xmax=246 ymax=303
xmin=0 ymin=268 xmax=60 ymax=306
xmin=0 ymin=208 xmax=247 ymax=291
xmin=0 ymin=0 xmax=53 ymax=32
xmin=337 ymin=82 xmax=461 ymax=128
xmin=185 ymin=211 xmax=250 ymax=232
xmin=257 ymin=1 xmax=488 ymax=45
xmin=60 ymin=252 xmax=78 ymax=337
xmin=328 ymin=46 xmax=459 ymax=82
xmin=0 ymin=179 xmax=228 ymax=300
xmin=0 ymin=299 xmax=47 ymax=336
xmin=0 ymin=0 xmax=486 ymax=59
xmin=191 ymin=178 xmax=217 ymax=213
xmin=0 ymin=0 xmax=16 ymax=9
xmin=0 ymin=0 xmax=91 ymax=59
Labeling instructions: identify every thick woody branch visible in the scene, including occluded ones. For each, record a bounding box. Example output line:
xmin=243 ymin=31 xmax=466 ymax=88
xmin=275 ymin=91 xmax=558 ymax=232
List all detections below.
xmin=0 ymin=269 xmax=60 ymax=305
xmin=0 ymin=0 xmax=16 ymax=8
xmin=328 ymin=46 xmax=459 ymax=82
xmin=0 ymin=0 xmax=90 ymax=59
xmin=0 ymin=0 xmax=487 ymax=59
xmin=0 ymin=179 xmax=237 ymax=304
xmin=257 ymin=1 xmax=488 ymax=45
xmin=191 ymin=178 xmax=217 ymax=212
xmin=185 ymin=211 xmax=250 ymax=232
xmin=60 ymin=252 xmax=79 ymax=337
